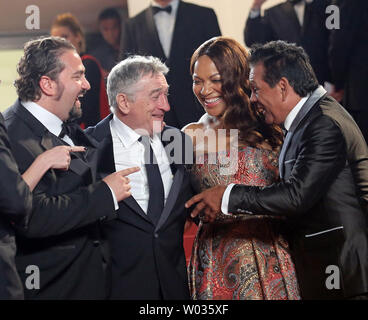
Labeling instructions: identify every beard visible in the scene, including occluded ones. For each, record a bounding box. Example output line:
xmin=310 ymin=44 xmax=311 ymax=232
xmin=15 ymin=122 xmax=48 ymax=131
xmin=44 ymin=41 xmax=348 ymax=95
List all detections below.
xmin=68 ymin=103 xmax=82 ymax=122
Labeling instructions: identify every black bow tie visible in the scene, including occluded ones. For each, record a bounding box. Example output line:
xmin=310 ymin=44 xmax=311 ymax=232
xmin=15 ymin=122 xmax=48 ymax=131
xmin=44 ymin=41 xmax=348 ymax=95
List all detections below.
xmin=59 ymin=121 xmax=77 ymax=139
xmin=152 ymin=5 xmax=172 ymax=15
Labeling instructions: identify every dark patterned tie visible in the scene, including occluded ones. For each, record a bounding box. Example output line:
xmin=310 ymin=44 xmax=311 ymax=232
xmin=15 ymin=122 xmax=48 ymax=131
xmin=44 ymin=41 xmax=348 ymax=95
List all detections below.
xmin=152 ymin=5 xmax=172 ymax=15
xmin=139 ymin=136 xmax=165 ymax=225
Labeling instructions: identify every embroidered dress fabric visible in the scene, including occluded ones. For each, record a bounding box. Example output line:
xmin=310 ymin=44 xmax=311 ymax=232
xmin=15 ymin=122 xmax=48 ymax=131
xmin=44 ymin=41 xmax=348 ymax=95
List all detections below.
xmin=188 ymin=146 xmax=300 ymax=300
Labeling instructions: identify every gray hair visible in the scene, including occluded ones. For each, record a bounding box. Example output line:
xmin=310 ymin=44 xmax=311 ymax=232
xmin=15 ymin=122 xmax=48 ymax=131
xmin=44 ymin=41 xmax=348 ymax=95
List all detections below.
xmin=107 ymin=55 xmax=169 ymax=112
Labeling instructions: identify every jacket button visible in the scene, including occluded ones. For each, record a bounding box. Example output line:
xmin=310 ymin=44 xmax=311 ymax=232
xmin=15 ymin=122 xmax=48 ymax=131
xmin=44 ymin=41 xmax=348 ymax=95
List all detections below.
xmin=93 ymin=240 xmax=100 ymax=247
xmin=154 ymin=233 xmax=159 ymax=238
xmin=99 ymin=216 xmax=107 ymax=222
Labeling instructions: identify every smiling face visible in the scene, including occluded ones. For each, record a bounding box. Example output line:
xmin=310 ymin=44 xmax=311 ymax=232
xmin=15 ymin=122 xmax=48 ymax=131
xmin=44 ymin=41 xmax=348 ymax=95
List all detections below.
xmin=122 ymin=72 xmax=170 ymax=136
xmin=192 ymin=55 xmax=227 ymax=118
xmin=53 ymin=50 xmax=90 ymax=121
xmin=249 ymin=62 xmax=288 ymax=125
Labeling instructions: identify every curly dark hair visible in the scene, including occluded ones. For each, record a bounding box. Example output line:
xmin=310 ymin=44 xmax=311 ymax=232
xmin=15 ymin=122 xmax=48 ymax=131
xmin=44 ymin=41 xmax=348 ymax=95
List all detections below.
xmin=14 ymin=36 xmax=75 ymax=102
xmin=190 ymin=36 xmax=283 ymax=149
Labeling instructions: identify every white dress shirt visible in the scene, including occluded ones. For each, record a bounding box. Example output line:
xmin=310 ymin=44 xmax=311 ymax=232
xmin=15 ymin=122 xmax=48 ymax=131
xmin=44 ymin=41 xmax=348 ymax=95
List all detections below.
xmin=221 ymin=95 xmax=310 ymax=215
xmin=23 ymin=101 xmax=74 ymax=146
xmin=110 ymin=115 xmax=173 ymax=214
xmin=152 ymin=0 xmax=179 ymax=58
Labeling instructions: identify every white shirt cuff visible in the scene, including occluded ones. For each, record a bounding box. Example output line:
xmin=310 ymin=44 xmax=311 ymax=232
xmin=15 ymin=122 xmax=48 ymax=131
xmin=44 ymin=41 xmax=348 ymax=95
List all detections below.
xmin=249 ymin=8 xmax=261 ymax=19
xmin=107 ymin=185 xmax=119 ymax=210
xmin=221 ymin=183 xmax=236 ymax=215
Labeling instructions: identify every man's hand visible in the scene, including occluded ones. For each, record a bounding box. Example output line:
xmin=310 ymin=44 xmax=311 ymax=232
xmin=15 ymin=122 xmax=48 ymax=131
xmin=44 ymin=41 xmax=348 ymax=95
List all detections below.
xmin=103 ymin=167 xmax=140 ymax=202
xmin=185 ymin=185 xmax=227 ymax=223
xmin=251 ymin=0 xmax=267 ymax=10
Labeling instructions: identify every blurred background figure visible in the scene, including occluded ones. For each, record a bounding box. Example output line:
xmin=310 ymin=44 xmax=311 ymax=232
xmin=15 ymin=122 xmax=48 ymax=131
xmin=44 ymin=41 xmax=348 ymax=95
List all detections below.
xmin=329 ymin=0 xmax=368 ymax=143
xmin=51 ymin=13 xmax=110 ymax=128
xmin=244 ymin=0 xmax=331 ymax=87
xmin=90 ymin=7 xmax=122 ymax=77
xmin=121 ymin=0 xmax=221 ymax=129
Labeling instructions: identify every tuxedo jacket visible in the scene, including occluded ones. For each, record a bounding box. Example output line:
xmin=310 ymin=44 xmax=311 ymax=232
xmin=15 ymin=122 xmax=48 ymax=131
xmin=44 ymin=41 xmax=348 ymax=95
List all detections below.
xmin=3 ymin=100 xmax=117 ymax=299
xmin=0 ymin=114 xmax=32 ymax=299
xmin=85 ymin=115 xmax=193 ymax=299
xmin=229 ymin=87 xmax=368 ymax=299
xmin=121 ymin=0 xmax=221 ymax=128
xmin=244 ymin=0 xmax=331 ymax=85
xmin=329 ymin=0 xmax=368 ymax=112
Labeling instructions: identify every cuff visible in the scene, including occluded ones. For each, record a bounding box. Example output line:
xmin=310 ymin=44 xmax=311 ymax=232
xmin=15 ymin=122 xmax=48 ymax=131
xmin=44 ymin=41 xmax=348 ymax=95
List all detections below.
xmin=249 ymin=8 xmax=261 ymax=19
xmin=221 ymin=183 xmax=235 ymax=215
xmin=107 ymin=185 xmax=119 ymax=210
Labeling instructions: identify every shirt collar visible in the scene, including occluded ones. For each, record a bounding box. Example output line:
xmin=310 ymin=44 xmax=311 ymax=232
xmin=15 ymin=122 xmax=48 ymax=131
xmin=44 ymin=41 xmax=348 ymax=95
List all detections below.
xmin=283 ymin=95 xmax=310 ymax=131
xmin=151 ymin=0 xmax=179 ymax=14
xmin=22 ymin=100 xmax=64 ymax=137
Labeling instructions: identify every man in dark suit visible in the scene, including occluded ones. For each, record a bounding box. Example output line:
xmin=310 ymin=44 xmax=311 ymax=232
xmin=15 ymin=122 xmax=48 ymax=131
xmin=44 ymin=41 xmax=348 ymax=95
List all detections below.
xmin=121 ymin=0 xmax=221 ymax=128
xmin=86 ymin=55 xmax=193 ymax=299
xmin=186 ymin=41 xmax=368 ymax=300
xmin=3 ymin=37 xmax=138 ymax=299
xmin=244 ymin=0 xmax=331 ymax=86
xmin=328 ymin=0 xmax=368 ymax=142
xmin=0 ymin=114 xmax=32 ymax=299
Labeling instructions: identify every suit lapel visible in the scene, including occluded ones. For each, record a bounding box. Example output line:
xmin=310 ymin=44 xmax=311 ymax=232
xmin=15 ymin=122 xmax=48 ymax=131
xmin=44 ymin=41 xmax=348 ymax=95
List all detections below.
xmin=93 ymin=116 xmax=152 ymax=223
xmin=169 ymin=1 xmax=185 ymax=62
xmin=282 ymin=2 xmax=302 ymax=39
xmin=145 ymin=6 xmax=167 ymax=59
xmin=279 ymin=86 xmax=327 ymax=179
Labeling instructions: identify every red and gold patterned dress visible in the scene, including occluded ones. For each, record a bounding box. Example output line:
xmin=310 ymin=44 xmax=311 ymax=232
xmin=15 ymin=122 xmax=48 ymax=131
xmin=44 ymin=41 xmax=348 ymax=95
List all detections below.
xmin=188 ymin=146 xmax=300 ymax=300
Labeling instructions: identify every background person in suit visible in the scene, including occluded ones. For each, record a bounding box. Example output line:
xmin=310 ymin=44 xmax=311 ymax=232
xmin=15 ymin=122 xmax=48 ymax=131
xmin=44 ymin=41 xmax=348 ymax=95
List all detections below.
xmin=85 ymin=55 xmax=194 ymax=299
xmin=0 ymin=112 xmax=86 ymax=299
xmin=90 ymin=7 xmax=122 ymax=76
xmin=328 ymin=0 xmax=368 ymax=142
xmin=244 ymin=0 xmax=331 ymax=86
xmin=3 ymin=36 xmax=138 ymax=299
xmin=185 ymin=41 xmax=368 ymax=300
xmin=121 ymin=0 xmax=221 ymax=128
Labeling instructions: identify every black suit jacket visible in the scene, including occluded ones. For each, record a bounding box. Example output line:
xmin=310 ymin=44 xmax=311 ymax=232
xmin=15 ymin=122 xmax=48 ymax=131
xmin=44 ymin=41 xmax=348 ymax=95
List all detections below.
xmin=244 ymin=0 xmax=331 ymax=85
xmin=2 ymin=100 xmax=117 ymax=299
xmin=85 ymin=115 xmax=193 ymax=299
xmin=0 ymin=114 xmax=32 ymax=299
xmin=229 ymin=87 xmax=368 ymax=299
xmin=329 ymin=0 xmax=368 ymax=112
xmin=121 ymin=0 xmax=221 ymax=128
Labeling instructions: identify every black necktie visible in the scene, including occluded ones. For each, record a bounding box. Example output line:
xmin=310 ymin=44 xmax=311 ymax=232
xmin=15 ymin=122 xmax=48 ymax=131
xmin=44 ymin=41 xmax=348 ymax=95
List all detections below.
xmin=152 ymin=5 xmax=172 ymax=15
xmin=139 ymin=136 xmax=165 ymax=225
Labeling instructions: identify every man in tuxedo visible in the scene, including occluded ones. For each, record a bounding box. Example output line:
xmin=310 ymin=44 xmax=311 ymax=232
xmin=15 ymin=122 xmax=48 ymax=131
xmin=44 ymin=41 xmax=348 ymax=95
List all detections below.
xmin=0 ymin=113 xmax=32 ymax=299
xmin=244 ymin=0 xmax=331 ymax=86
xmin=85 ymin=55 xmax=193 ymax=299
xmin=121 ymin=0 xmax=221 ymax=128
xmin=3 ymin=37 xmax=138 ymax=299
xmin=186 ymin=41 xmax=368 ymax=300
xmin=329 ymin=0 xmax=368 ymax=142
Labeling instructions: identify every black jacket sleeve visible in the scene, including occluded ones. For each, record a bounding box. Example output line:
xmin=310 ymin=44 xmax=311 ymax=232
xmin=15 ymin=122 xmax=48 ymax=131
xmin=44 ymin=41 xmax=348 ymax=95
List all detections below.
xmin=229 ymin=115 xmax=347 ymax=217
xmin=0 ymin=114 xmax=32 ymax=226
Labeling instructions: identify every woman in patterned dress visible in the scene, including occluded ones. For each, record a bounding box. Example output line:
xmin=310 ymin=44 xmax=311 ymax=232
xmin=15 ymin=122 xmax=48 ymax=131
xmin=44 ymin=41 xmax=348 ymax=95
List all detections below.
xmin=183 ymin=36 xmax=300 ymax=300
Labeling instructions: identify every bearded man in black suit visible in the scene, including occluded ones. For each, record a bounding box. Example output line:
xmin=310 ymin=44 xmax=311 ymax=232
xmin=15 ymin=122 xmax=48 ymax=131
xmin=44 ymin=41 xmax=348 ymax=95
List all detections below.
xmin=121 ymin=0 xmax=221 ymax=128
xmin=186 ymin=41 xmax=368 ymax=300
xmin=3 ymin=37 xmax=137 ymax=299
xmin=86 ymin=55 xmax=193 ymax=299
